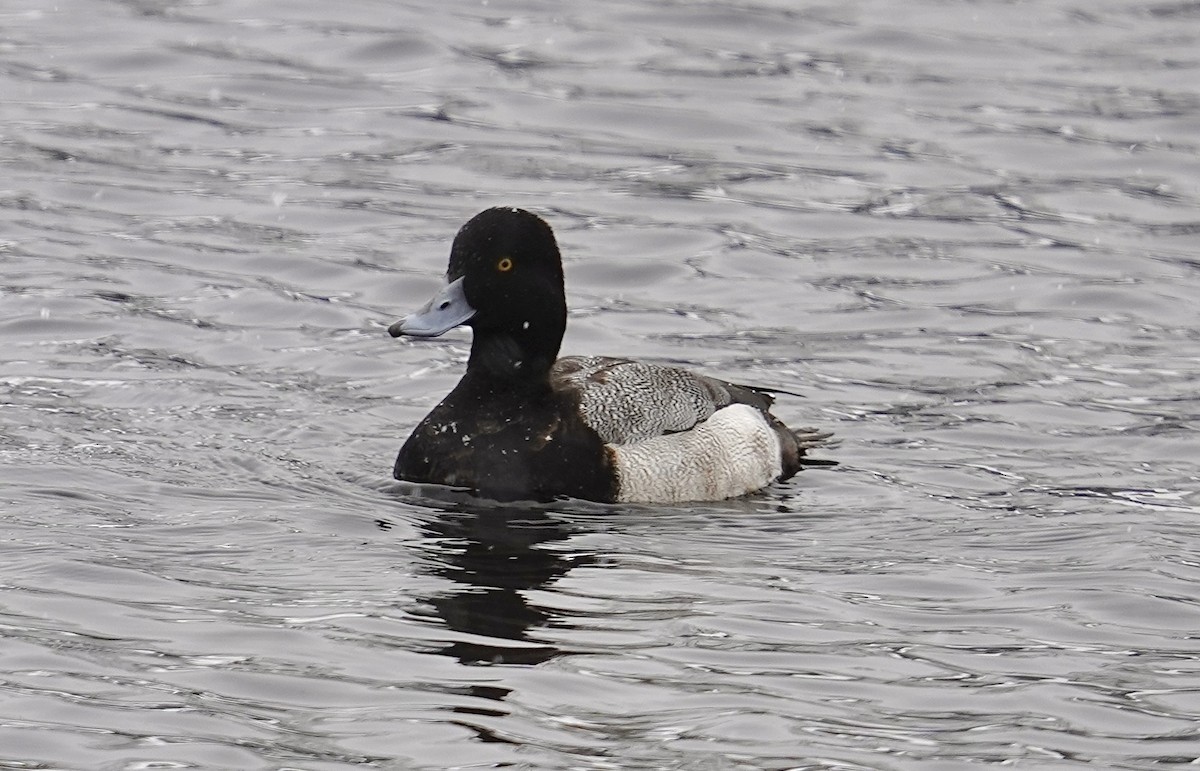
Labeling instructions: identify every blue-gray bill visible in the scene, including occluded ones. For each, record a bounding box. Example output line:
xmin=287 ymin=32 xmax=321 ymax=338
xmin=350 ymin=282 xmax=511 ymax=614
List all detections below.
xmin=388 ymin=276 xmax=475 ymax=338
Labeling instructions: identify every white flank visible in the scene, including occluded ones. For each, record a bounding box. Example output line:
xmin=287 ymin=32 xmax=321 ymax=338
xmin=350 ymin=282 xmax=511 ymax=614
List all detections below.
xmin=612 ymin=404 xmax=784 ymax=503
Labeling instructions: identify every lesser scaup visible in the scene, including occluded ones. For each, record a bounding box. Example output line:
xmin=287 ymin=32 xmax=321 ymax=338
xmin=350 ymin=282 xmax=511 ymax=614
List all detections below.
xmin=389 ymin=207 xmax=829 ymax=503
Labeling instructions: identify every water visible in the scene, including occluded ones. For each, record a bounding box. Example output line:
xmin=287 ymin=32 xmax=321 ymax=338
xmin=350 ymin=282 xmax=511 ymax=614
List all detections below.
xmin=2 ymin=0 xmax=1199 ymax=767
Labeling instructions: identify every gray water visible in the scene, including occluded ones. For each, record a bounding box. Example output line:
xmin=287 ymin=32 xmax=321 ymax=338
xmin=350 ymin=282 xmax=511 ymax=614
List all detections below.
xmin=2 ymin=0 xmax=1199 ymax=768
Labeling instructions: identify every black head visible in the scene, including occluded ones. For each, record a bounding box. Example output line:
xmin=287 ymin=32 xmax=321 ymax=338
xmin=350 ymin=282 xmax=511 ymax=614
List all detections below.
xmin=447 ymin=207 xmax=566 ymax=339
xmin=391 ymin=207 xmax=569 ymax=383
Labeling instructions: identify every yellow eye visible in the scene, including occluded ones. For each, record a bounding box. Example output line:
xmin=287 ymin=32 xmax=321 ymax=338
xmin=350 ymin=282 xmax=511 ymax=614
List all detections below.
xmin=497 ymin=257 xmax=514 ymax=272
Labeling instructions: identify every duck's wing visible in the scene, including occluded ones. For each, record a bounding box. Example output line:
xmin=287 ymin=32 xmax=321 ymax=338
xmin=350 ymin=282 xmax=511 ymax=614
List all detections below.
xmin=552 ymin=356 xmax=833 ymax=502
xmin=551 ymin=355 xmax=779 ymax=444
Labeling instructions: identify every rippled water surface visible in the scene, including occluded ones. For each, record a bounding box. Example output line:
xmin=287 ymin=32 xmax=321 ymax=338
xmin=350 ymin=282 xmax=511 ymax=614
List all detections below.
xmin=3 ymin=0 xmax=1199 ymax=768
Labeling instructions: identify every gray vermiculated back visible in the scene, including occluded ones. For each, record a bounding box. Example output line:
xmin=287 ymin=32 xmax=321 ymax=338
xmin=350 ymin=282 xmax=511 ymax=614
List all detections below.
xmin=552 ymin=355 xmax=773 ymax=444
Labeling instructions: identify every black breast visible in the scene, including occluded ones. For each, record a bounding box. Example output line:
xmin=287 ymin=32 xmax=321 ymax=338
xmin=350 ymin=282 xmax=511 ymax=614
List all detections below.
xmin=394 ymin=380 xmax=617 ymax=503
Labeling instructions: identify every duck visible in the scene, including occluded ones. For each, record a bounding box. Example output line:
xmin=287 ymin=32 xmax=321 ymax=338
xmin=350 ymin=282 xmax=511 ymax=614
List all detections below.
xmin=388 ymin=207 xmax=829 ymax=503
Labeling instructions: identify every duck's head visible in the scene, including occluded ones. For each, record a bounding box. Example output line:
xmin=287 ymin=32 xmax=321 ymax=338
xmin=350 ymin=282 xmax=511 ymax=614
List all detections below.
xmin=389 ymin=207 xmax=568 ymax=379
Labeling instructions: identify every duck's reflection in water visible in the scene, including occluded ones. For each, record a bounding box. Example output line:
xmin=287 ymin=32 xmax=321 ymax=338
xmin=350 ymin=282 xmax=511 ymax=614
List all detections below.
xmin=384 ymin=489 xmax=597 ymax=667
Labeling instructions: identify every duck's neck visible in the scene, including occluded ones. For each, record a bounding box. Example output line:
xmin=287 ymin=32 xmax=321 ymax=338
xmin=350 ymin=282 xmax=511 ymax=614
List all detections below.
xmin=466 ymin=326 xmax=562 ymax=390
